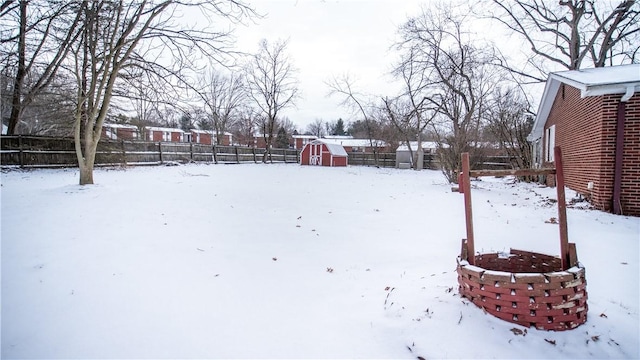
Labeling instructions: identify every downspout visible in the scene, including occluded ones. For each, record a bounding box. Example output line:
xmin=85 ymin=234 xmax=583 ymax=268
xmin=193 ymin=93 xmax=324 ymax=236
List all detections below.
xmin=613 ymin=86 xmax=634 ymax=215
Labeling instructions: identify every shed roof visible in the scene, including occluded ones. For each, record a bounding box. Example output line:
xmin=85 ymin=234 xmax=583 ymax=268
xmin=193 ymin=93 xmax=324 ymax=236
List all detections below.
xmin=321 ymin=138 xmax=387 ymax=148
xmin=528 ymin=64 xmax=640 ymax=141
xmin=308 ymin=139 xmax=348 ymax=156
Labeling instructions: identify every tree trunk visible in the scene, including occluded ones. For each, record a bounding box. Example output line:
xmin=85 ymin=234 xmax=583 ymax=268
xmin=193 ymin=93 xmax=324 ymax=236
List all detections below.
xmin=415 ymin=137 xmax=424 ymax=171
xmin=79 ymin=162 xmax=94 ymax=185
xmin=7 ymin=0 xmax=27 ymax=135
xmin=77 ymin=135 xmax=97 ymax=185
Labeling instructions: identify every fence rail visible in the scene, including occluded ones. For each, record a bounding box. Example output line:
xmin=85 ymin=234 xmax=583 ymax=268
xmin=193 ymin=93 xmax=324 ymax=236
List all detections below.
xmin=1 ymin=135 xmax=514 ymax=170
xmin=0 ymin=136 xmax=302 ymax=168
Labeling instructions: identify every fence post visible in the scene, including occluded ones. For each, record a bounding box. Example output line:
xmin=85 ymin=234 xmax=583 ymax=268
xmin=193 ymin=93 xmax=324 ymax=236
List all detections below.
xmin=283 ymin=148 xmax=287 ymax=163
xmin=18 ymin=135 xmax=24 ymax=168
xmin=158 ymin=142 xmax=163 ymax=164
xmin=461 ymin=152 xmax=475 ymax=265
xmin=121 ymin=140 xmax=127 ymax=166
xmin=252 ymin=147 xmax=257 ymax=163
xmin=554 ymin=146 xmax=570 ymax=270
xmin=212 ymin=144 xmax=218 ymax=164
xmin=190 ymin=142 xmax=193 ymax=161
xmin=235 ymin=146 xmax=240 ymax=164
xmin=296 ymin=149 xmax=299 ymax=163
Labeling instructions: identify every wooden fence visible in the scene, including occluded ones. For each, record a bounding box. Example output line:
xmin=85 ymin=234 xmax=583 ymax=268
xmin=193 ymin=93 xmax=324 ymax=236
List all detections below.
xmin=0 ymin=135 xmax=514 ymax=170
xmin=0 ymin=135 xmax=299 ymax=168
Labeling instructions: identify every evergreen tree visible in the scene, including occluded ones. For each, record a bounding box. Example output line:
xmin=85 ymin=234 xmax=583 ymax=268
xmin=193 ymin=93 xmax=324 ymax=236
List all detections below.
xmin=179 ymin=113 xmax=193 ymax=132
xmin=275 ymin=127 xmax=289 ymax=148
xmin=333 ymin=118 xmax=346 ymax=135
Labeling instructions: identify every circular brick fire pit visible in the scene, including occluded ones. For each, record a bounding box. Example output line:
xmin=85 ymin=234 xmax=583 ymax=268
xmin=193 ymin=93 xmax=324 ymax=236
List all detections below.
xmin=455 ymin=149 xmax=588 ymax=331
xmin=456 ymin=249 xmax=588 ymax=331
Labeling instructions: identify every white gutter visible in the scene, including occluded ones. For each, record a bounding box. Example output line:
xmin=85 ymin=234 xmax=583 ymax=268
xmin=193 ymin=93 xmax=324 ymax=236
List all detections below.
xmin=621 ymin=85 xmax=635 ymax=102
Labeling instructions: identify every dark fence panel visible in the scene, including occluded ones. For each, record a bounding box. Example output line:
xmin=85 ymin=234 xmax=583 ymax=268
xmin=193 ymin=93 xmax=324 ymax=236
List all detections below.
xmin=1 ymin=135 xmax=301 ymax=168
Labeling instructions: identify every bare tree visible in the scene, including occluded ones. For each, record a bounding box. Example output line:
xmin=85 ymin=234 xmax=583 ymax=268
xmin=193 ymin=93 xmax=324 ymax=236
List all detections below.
xmin=1 ymin=1 xmax=83 ymax=134
xmin=485 ymin=86 xmax=534 ymax=171
xmin=68 ymin=1 xmax=253 ymax=185
xmin=197 ymin=68 xmax=245 ymax=145
xmin=231 ymin=107 xmax=259 ymax=146
xmin=276 ymin=116 xmax=298 ymax=135
xmin=306 ymin=118 xmax=325 ymax=137
xmin=484 ymin=0 xmax=640 ymax=82
xmin=396 ymin=4 xmax=500 ymax=182
xmin=386 ymin=45 xmax=441 ymax=170
xmin=245 ymin=38 xmax=299 ymax=162
xmin=327 ymin=74 xmax=380 ymax=165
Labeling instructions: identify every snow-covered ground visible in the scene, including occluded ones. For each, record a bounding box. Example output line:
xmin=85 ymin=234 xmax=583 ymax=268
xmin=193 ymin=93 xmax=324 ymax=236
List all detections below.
xmin=1 ymin=164 xmax=638 ymax=359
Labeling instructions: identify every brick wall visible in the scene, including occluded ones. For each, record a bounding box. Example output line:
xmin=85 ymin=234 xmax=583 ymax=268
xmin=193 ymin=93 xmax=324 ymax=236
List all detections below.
xmin=620 ymin=95 xmax=640 ymax=215
xmin=544 ymin=84 xmax=640 ymax=216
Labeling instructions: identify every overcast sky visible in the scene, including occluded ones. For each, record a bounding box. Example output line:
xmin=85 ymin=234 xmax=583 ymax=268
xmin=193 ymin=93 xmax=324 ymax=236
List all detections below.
xmin=232 ymin=0 xmax=426 ymax=131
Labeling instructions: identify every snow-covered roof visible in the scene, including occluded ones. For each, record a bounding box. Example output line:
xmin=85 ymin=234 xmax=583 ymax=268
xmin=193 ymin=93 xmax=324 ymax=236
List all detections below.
xmin=292 ymin=134 xmax=318 ymax=139
xmin=396 ymin=141 xmax=439 ymax=152
xmin=147 ymin=126 xmax=185 ymax=133
xmin=529 ymin=64 xmax=640 ymax=141
xmin=306 ymin=139 xmax=348 ymax=156
xmin=190 ymin=129 xmax=232 ymax=136
xmin=323 ymin=135 xmax=354 ymax=140
xmin=103 ymin=123 xmax=138 ymax=129
xmin=190 ymin=129 xmax=213 ymax=134
xmin=321 ymin=138 xmax=387 ymax=148
xmin=322 ymin=141 xmax=348 ymax=156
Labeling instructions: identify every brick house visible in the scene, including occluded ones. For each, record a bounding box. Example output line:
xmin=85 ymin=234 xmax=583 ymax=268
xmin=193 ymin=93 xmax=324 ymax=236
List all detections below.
xmin=190 ymin=130 xmax=233 ymax=145
xmin=528 ymin=64 xmax=640 ymax=216
xmin=292 ymin=134 xmax=318 ymax=149
xmin=101 ymin=123 xmax=139 ymax=140
xmin=147 ymin=126 xmax=185 ymax=142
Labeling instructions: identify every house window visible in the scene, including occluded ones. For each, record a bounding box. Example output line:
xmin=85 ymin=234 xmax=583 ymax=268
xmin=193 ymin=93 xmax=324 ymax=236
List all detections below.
xmin=545 ymin=125 xmax=555 ymax=162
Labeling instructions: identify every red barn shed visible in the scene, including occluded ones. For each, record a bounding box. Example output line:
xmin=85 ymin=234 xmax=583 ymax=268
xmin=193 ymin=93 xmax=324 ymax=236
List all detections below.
xmin=300 ymin=140 xmax=348 ymax=167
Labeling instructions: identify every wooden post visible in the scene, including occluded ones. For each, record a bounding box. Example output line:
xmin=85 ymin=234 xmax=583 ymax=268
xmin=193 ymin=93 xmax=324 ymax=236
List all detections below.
xmin=252 ymin=147 xmax=257 ymax=163
xmin=158 ymin=142 xmax=163 ymax=164
xmin=283 ymin=148 xmax=287 ymax=163
xmin=212 ymin=144 xmax=218 ymax=164
xmin=235 ymin=146 xmax=240 ymax=164
xmin=462 ymin=152 xmax=475 ymax=264
xmin=554 ymin=146 xmax=570 ymax=270
xmin=189 ymin=142 xmax=193 ymax=161
xmin=18 ymin=135 xmax=24 ymax=168
xmin=120 ymin=140 xmax=127 ymax=166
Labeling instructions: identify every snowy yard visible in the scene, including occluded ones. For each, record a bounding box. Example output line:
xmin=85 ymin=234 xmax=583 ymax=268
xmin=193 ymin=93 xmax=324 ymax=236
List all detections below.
xmin=1 ymin=164 xmax=638 ymax=359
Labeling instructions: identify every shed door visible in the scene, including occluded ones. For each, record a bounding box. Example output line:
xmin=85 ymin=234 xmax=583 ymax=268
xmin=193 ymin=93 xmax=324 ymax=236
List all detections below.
xmin=310 ymin=144 xmax=322 ymax=165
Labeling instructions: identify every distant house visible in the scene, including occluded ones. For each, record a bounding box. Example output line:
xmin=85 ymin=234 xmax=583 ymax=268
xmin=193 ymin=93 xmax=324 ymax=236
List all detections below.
xmin=320 ymin=137 xmax=388 ymax=153
xmin=101 ymin=123 xmax=139 ymax=140
xmin=292 ymin=134 xmax=318 ymax=149
xmin=189 ymin=129 xmax=212 ymax=144
xmin=395 ymin=141 xmax=439 ymax=168
xmin=300 ymin=140 xmax=348 ymax=167
xmin=216 ymin=132 xmax=233 ymax=146
xmin=528 ymin=64 xmax=640 ymax=216
xmin=147 ymin=127 xmax=185 ymax=142
xmin=190 ymin=130 xmax=233 ymax=146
